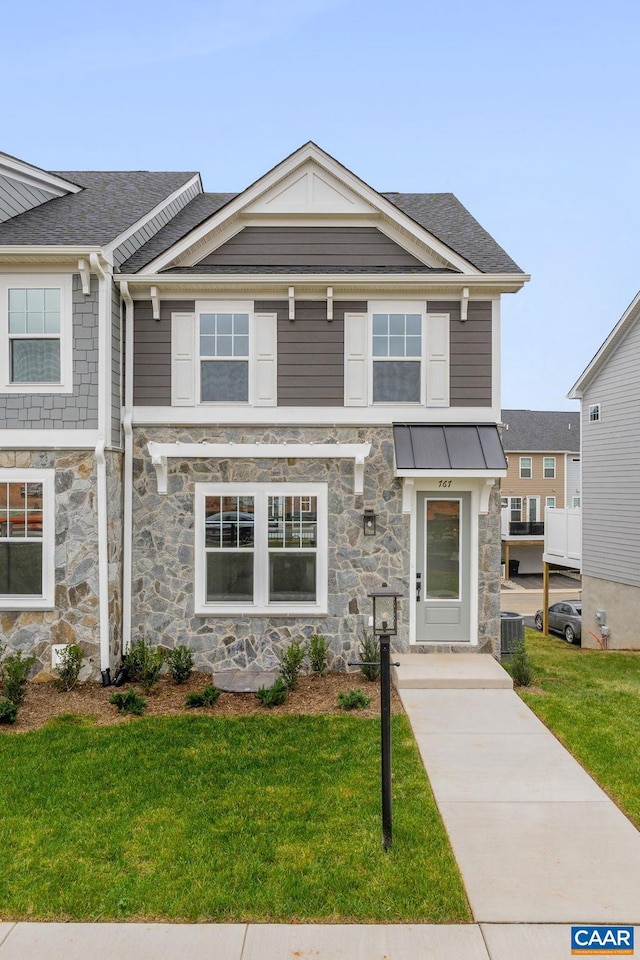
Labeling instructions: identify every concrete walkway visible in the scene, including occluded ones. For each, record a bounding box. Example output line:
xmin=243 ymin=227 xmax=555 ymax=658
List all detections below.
xmin=2 ymin=654 xmax=639 ymax=959
xmin=395 ymin=654 xmax=640 ymax=924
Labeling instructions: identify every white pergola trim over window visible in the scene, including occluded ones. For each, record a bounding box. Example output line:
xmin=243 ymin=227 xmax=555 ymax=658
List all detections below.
xmin=147 ymin=441 xmax=372 ymax=494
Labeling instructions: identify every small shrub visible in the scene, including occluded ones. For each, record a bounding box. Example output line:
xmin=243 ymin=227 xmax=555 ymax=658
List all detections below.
xmin=338 ymin=688 xmax=372 ymax=711
xmin=308 ymin=634 xmax=330 ymax=675
xmin=508 ymin=642 xmax=532 ymax=687
xmin=358 ymin=632 xmax=380 ymax=682
xmin=0 ymin=650 xmax=36 ymax=705
xmin=126 ymin=637 xmax=165 ymax=693
xmin=278 ymin=640 xmax=306 ymax=690
xmin=54 ymin=643 xmax=83 ymax=691
xmin=166 ymin=645 xmax=194 ymax=684
xmin=185 ymin=685 xmax=221 ymax=708
xmin=0 ymin=698 xmax=18 ymax=725
xmin=255 ymin=678 xmax=288 ymax=708
xmin=109 ymin=690 xmax=146 ymax=715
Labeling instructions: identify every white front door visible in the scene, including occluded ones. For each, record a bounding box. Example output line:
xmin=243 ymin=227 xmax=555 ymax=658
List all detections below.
xmin=415 ymin=492 xmax=471 ymax=642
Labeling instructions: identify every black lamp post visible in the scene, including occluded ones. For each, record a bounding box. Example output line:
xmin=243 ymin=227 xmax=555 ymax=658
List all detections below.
xmin=367 ymin=582 xmax=403 ymax=851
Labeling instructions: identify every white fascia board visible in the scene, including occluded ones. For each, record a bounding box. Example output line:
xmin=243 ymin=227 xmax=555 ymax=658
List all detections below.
xmin=568 ymin=289 xmax=640 ymax=398
xmin=0 ymin=430 xmax=100 ymax=449
xmin=0 ymin=154 xmax=82 ymax=195
xmin=0 ymin=246 xmax=102 ymax=259
xmin=117 ymin=273 xmax=530 ymax=295
xmin=103 ymin=175 xmax=202 ymax=258
xmin=148 ymin=440 xmax=371 ymax=494
xmin=142 ymin=143 xmax=481 ymax=274
xmin=134 ymin=405 xmax=502 ymax=427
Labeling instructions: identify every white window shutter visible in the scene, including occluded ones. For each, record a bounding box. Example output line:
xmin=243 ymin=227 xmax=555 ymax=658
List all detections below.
xmin=254 ymin=313 xmax=277 ymax=406
xmin=344 ymin=313 xmax=368 ymax=406
xmin=171 ymin=312 xmax=195 ymax=406
xmin=426 ymin=313 xmax=450 ymax=407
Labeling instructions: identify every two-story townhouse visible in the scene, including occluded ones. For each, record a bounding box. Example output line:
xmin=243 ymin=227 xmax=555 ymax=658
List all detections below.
xmin=500 ymin=409 xmax=580 ymax=576
xmin=568 ymin=291 xmax=640 ymax=649
xmin=0 ymin=143 xmax=527 ymax=676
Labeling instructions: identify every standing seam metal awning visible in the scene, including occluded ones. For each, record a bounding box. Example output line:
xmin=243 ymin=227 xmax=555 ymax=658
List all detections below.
xmin=393 ymin=423 xmax=507 ymax=471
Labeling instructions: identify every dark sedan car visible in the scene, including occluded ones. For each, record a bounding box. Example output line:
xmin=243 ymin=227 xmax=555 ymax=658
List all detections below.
xmin=535 ymin=600 xmax=582 ymax=644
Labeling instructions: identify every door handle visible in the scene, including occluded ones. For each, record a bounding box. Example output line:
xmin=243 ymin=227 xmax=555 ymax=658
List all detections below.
xmin=416 ymin=572 xmax=422 ymax=602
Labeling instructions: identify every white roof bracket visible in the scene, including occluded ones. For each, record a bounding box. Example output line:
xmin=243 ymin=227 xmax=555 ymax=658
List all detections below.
xmin=150 ymin=285 xmax=160 ymax=320
xmin=288 ymin=286 xmax=295 ymax=321
xmin=326 ymin=286 xmax=333 ymax=321
xmin=461 ymin=286 xmax=470 ymax=321
xmin=78 ymin=259 xmax=91 ymax=296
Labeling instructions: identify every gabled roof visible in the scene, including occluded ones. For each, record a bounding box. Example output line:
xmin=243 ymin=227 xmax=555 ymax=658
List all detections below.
xmin=0 ymin=170 xmax=198 ymax=246
xmin=501 ymin=409 xmax=580 ymax=452
xmin=568 ymin=291 xmax=640 ymax=398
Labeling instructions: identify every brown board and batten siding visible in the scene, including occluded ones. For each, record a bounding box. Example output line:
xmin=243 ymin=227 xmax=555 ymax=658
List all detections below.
xmin=255 ymin=300 xmax=367 ymax=407
xmin=133 ymin=300 xmax=194 ymax=405
xmin=428 ymin=300 xmax=492 ymax=407
xmin=198 ymin=227 xmax=425 ymax=269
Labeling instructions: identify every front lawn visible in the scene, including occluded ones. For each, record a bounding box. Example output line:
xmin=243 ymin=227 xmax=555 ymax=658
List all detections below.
xmin=0 ymin=713 xmax=470 ymax=923
xmin=519 ymin=630 xmax=640 ymax=827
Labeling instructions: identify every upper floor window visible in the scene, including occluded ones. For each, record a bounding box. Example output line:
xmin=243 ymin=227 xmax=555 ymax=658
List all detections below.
xmin=372 ymin=312 xmax=422 ymax=403
xmin=589 ymin=403 xmax=601 ymax=422
xmin=543 ymin=457 xmax=556 ymax=479
xmin=0 ymin=275 xmax=73 ymax=394
xmin=0 ymin=469 xmax=54 ymax=610
xmin=199 ymin=311 xmax=249 ymax=402
xmin=519 ymin=457 xmax=532 ymax=479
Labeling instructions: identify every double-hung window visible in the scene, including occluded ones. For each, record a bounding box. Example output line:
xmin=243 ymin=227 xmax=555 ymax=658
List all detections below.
xmin=1 ymin=275 xmax=73 ymax=393
xmin=543 ymin=457 xmax=556 ymax=479
xmin=372 ymin=311 xmax=422 ymax=403
xmin=0 ymin=469 xmax=54 ymax=610
xmin=199 ymin=308 xmax=250 ymax=403
xmin=519 ymin=457 xmax=532 ymax=479
xmin=195 ymin=483 xmax=327 ymax=615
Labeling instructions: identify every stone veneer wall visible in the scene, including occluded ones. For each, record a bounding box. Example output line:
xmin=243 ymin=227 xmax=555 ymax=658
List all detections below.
xmin=131 ymin=426 xmax=502 ymax=671
xmin=0 ymin=450 xmax=101 ymax=675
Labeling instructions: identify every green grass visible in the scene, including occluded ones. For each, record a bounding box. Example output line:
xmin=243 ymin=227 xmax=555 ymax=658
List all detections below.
xmin=0 ymin=713 xmax=470 ymax=923
xmin=519 ymin=629 xmax=640 ymax=826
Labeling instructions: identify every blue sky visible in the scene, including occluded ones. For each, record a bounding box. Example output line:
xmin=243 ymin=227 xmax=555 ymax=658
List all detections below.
xmin=2 ymin=0 xmax=638 ymax=410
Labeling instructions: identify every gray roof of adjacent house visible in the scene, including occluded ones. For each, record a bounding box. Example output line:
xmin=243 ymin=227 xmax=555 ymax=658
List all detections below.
xmin=501 ymin=410 xmax=581 ymax=452
xmin=0 ymin=170 xmax=198 ymax=246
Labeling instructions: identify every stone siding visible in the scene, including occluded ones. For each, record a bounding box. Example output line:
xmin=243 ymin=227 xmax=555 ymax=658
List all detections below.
xmin=0 ymin=274 xmax=99 ymax=430
xmin=131 ymin=427 xmax=502 ymax=671
xmin=0 ymin=450 xmax=102 ymax=675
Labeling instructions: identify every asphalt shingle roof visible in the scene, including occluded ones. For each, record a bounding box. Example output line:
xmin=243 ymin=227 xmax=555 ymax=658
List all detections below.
xmin=0 ymin=170 xmax=198 ymax=246
xmin=501 ymin=410 xmax=581 ymax=452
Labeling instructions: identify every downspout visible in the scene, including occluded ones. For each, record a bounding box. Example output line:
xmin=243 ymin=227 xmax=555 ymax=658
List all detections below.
xmin=120 ymin=280 xmax=134 ymax=654
xmin=89 ymin=252 xmax=112 ymax=671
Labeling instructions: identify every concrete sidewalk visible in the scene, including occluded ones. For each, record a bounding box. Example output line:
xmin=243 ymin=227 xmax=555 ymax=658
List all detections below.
xmin=395 ymin=654 xmax=640 ymax=925
xmin=2 ymin=921 xmax=639 ymax=960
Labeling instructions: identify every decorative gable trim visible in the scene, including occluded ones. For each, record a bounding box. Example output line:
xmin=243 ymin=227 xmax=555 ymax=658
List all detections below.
xmin=141 ymin=143 xmax=480 ymax=275
xmin=0 ymin=152 xmax=82 ymax=197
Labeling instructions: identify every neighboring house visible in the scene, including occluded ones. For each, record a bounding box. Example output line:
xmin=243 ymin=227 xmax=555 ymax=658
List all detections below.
xmin=500 ymin=409 xmax=580 ymax=575
xmin=0 ymin=143 xmax=527 ymax=676
xmin=568 ymin=291 xmax=640 ymax=649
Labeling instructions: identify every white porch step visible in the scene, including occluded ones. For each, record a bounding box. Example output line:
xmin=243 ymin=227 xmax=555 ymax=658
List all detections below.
xmin=392 ymin=654 xmax=513 ymax=690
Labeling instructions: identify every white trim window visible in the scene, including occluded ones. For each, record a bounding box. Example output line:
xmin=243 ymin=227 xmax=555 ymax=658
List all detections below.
xmin=0 ymin=469 xmax=54 ymax=610
xmin=572 ymin=496 xmax=581 ymax=508
xmin=199 ymin=309 xmax=250 ymax=402
xmin=589 ymin=403 xmax=601 ymax=422
xmin=195 ymin=482 xmax=327 ymax=616
xmin=371 ymin=310 xmax=422 ymax=403
xmin=0 ymin=275 xmax=73 ymax=393
xmin=509 ymin=496 xmax=522 ymax=522
xmin=519 ymin=456 xmax=532 ymax=479
xmin=545 ymin=496 xmax=556 ymax=512
xmin=543 ymin=456 xmax=556 ymax=479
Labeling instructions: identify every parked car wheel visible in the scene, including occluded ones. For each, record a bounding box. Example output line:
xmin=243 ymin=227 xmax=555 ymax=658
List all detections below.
xmin=564 ymin=624 xmax=576 ymax=644
xmin=534 ymin=612 xmax=543 ymax=631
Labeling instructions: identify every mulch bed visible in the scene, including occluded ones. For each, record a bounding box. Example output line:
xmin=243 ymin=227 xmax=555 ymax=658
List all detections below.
xmin=2 ymin=671 xmax=404 ymax=733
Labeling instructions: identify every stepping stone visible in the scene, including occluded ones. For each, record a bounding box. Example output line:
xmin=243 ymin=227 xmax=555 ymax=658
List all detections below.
xmin=212 ymin=670 xmax=280 ymax=693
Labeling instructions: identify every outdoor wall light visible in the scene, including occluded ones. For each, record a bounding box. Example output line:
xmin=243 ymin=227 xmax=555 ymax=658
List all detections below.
xmin=363 ymin=508 xmax=377 ymax=536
